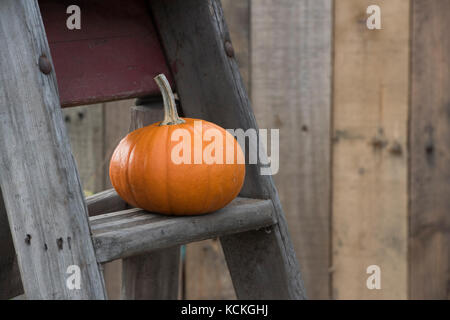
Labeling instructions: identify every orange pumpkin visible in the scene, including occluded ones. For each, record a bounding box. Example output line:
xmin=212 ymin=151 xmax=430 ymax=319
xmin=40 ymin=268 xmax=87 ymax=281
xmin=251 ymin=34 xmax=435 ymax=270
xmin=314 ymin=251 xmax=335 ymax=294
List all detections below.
xmin=109 ymin=74 xmax=245 ymax=215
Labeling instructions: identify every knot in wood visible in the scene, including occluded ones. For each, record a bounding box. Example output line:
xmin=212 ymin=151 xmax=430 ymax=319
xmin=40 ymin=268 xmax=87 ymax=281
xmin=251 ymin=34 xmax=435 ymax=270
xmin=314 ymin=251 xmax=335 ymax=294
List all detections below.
xmin=389 ymin=141 xmax=403 ymax=156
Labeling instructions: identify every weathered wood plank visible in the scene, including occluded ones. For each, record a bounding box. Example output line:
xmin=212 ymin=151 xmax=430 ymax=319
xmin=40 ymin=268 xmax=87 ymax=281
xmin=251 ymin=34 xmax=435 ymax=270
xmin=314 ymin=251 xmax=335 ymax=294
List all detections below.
xmin=101 ymin=99 xmax=135 ymax=299
xmin=121 ymin=248 xmax=180 ymax=299
xmin=222 ymin=0 xmax=250 ymax=91
xmin=220 ymin=226 xmax=293 ymax=299
xmin=150 ymin=0 xmax=306 ymax=299
xmin=92 ymin=197 xmax=275 ymax=263
xmin=39 ymin=0 xmax=171 ymax=107
xmin=0 ymin=0 xmax=106 ymax=299
xmin=103 ymin=99 xmax=135 ymax=188
xmin=0 ymin=188 xmax=23 ymax=299
xmin=63 ymin=105 xmax=104 ymax=194
xmin=410 ymin=0 xmax=450 ymax=300
xmin=86 ymin=188 xmax=127 ymax=217
xmin=332 ymin=0 xmax=410 ymax=299
xmin=251 ymin=0 xmax=332 ymax=299
xmin=183 ymin=0 xmax=249 ymax=300
xmin=120 ymin=101 xmax=180 ymax=299
xmin=185 ymin=240 xmax=236 ymax=300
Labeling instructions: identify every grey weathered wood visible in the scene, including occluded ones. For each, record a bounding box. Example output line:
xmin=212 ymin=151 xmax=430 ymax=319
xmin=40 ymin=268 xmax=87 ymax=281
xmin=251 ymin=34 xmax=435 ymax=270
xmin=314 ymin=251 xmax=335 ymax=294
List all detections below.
xmin=222 ymin=0 xmax=250 ymax=92
xmin=103 ymin=99 xmax=135 ymax=188
xmin=333 ymin=0 xmax=409 ymax=299
xmin=120 ymin=101 xmax=181 ymax=299
xmin=86 ymin=188 xmax=127 ymax=217
xmin=150 ymin=0 xmax=306 ymax=299
xmin=101 ymin=99 xmax=135 ymax=300
xmin=121 ymin=249 xmax=180 ymax=300
xmin=129 ymin=103 xmax=165 ymax=131
xmin=0 ymin=188 xmax=23 ymax=299
xmin=410 ymin=0 xmax=450 ymax=299
xmin=92 ymin=197 xmax=275 ymax=263
xmin=185 ymin=239 xmax=236 ymax=299
xmin=251 ymin=0 xmax=332 ymax=300
xmin=63 ymin=105 xmax=104 ymax=194
xmin=184 ymin=0 xmax=249 ymax=300
xmin=0 ymin=0 xmax=106 ymax=299
xmin=220 ymin=226 xmax=292 ymax=299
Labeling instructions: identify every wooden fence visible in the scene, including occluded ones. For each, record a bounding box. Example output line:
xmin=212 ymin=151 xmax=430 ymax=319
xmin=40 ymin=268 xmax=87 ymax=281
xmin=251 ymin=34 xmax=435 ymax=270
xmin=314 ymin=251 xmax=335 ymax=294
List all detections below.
xmin=65 ymin=0 xmax=449 ymax=300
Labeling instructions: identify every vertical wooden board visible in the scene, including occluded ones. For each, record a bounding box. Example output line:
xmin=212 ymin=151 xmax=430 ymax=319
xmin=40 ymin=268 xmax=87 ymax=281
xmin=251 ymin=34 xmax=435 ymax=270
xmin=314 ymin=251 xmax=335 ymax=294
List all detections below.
xmin=183 ymin=0 xmax=249 ymax=300
xmin=102 ymin=99 xmax=134 ymax=299
xmin=410 ymin=0 xmax=450 ymax=300
xmin=0 ymin=0 xmax=106 ymax=299
xmin=332 ymin=0 xmax=409 ymax=299
xmin=63 ymin=105 xmax=104 ymax=194
xmin=103 ymin=100 xmax=135 ymax=188
xmin=185 ymin=240 xmax=236 ymax=300
xmin=102 ymin=260 xmax=122 ymax=300
xmin=122 ymin=248 xmax=180 ymax=300
xmin=222 ymin=0 xmax=251 ymax=91
xmin=250 ymin=0 xmax=332 ymax=299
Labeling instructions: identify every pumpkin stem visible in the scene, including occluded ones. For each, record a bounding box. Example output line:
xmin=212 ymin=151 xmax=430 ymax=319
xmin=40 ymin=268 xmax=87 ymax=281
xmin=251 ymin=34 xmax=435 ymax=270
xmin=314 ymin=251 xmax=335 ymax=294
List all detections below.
xmin=154 ymin=74 xmax=186 ymax=126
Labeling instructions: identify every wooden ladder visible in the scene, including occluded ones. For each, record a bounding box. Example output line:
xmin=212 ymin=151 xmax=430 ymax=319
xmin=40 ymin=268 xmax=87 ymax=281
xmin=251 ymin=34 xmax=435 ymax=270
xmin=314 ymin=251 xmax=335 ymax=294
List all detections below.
xmin=0 ymin=0 xmax=306 ymax=300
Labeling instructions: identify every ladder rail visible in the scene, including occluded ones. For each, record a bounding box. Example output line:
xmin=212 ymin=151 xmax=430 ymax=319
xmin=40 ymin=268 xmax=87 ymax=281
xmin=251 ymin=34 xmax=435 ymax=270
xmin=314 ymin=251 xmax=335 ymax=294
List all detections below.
xmin=150 ymin=0 xmax=306 ymax=299
xmin=0 ymin=0 xmax=107 ymax=299
xmin=0 ymin=0 xmax=307 ymax=300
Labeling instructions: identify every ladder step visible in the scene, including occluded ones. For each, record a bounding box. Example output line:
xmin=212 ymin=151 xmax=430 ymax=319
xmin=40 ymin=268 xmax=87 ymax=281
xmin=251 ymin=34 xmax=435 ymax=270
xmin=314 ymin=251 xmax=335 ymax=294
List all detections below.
xmin=91 ymin=197 xmax=276 ymax=263
xmin=86 ymin=189 xmax=127 ymax=216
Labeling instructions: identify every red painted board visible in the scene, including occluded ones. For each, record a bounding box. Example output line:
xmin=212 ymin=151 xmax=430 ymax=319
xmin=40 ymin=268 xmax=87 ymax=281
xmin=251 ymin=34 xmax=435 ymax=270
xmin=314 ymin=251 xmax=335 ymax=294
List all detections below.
xmin=39 ymin=0 xmax=172 ymax=107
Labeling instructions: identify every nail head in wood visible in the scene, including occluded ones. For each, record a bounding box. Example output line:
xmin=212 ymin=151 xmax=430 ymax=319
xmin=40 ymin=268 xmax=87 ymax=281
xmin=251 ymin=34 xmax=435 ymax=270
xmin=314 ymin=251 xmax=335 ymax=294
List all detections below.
xmin=38 ymin=54 xmax=52 ymax=74
xmin=224 ymin=40 xmax=235 ymax=58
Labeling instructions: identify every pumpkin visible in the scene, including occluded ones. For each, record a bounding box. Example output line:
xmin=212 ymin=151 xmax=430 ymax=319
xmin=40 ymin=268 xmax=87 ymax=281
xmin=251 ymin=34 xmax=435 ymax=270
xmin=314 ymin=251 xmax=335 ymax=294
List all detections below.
xmin=109 ymin=74 xmax=245 ymax=215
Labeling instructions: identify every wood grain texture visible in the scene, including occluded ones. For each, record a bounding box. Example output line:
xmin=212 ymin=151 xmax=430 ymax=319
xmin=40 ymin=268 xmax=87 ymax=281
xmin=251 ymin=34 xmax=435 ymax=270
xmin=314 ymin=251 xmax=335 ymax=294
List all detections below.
xmin=150 ymin=0 xmax=306 ymax=299
xmin=121 ymin=248 xmax=180 ymax=299
xmin=410 ymin=0 xmax=450 ymax=300
xmin=0 ymin=188 xmax=23 ymax=299
xmin=101 ymin=99 xmax=134 ymax=300
xmin=332 ymin=0 xmax=409 ymax=299
xmin=0 ymin=0 xmax=106 ymax=299
xmin=39 ymin=0 xmax=171 ymax=107
xmin=222 ymin=0 xmax=250 ymax=91
xmin=86 ymin=189 xmax=127 ymax=217
xmin=103 ymin=99 xmax=135 ymax=189
xmin=251 ymin=0 xmax=332 ymax=299
xmin=63 ymin=105 xmax=104 ymax=194
xmin=92 ymin=197 xmax=275 ymax=263
xmin=185 ymin=240 xmax=236 ymax=300
xmin=183 ymin=0 xmax=249 ymax=301
xmin=120 ymin=102 xmax=181 ymax=300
